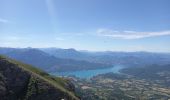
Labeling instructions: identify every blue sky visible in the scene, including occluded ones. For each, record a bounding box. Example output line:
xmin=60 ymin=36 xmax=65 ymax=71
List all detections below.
xmin=0 ymin=0 xmax=170 ymax=52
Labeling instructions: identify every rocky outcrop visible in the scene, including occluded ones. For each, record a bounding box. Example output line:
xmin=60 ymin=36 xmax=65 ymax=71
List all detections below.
xmin=0 ymin=56 xmax=79 ymax=100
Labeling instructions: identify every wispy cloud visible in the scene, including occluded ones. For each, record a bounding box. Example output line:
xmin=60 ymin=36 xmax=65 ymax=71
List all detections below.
xmin=0 ymin=18 xmax=9 ymax=23
xmin=97 ymin=28 xmax=170 ymax=39
xmin=56 ymin=29 xmax=170 ymax=40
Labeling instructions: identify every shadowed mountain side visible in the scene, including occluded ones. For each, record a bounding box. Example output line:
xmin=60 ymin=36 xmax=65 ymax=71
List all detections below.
xmin=0 ymin=55 xmax=79 ymax=100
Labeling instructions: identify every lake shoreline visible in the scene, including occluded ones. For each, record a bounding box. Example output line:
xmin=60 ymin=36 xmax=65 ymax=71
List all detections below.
xmin=51 ymin=65 xmax=125 ymax=79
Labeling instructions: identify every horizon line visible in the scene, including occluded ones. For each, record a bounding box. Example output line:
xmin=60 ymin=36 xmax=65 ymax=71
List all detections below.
xmin=0 ymin=46 xmax=170 ymax=53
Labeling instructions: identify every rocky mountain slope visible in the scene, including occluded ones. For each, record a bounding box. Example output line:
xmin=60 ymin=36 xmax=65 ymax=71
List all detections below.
xmin=0 ymin=55 xmax=79 ymax=100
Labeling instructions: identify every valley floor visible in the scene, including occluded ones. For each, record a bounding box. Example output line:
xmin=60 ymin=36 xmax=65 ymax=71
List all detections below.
xmin=68 ymin=65 xmax=170 ymax=100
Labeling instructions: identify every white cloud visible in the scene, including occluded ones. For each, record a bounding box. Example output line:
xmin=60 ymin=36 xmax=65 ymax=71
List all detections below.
xmin=97 ymin=28 xmax=170 ymax=39
xmin=0 ymin=18 xmax=9 ymax=23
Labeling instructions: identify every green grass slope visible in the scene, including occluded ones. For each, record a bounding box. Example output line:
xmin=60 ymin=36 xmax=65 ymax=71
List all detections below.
xmin=0 ymin=55 xmax=79 ymax=100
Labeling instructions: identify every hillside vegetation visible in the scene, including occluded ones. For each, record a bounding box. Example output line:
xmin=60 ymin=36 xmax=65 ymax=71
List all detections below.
xmin=0 ymin=55 xmax=79 ymax=100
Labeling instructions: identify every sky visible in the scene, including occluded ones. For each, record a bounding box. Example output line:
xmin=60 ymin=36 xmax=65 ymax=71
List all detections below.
xmin=0 ymin=0 xmax=170 ymax=52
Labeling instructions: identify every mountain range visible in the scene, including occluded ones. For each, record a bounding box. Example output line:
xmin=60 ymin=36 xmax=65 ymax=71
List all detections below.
xmin=0 ymin=47 xmax=111 ymax=72
xmin=0 ymin=47 xmax=170 ymax=73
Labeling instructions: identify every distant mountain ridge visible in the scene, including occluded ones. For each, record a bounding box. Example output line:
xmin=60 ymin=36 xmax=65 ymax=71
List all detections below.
xmin=0 ymin=47 xmax=111 ymax=72
xmin=41 ymin=48 xmax=170 ymax=66
xmin=1 ymin=47 xmax=170 ymax=73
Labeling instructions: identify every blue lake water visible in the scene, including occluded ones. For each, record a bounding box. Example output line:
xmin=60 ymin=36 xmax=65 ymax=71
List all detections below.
xmin=51 ymin=65 xmax=124 ymax=79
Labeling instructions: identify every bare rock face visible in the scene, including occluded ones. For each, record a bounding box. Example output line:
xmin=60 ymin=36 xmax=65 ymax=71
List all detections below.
xmin=0 ymin=57 xmax=79 ymax=100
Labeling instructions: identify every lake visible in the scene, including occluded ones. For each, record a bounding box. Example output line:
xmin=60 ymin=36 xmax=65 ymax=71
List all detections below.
xmin=51 ymin=65 xmax=124 ymax=79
